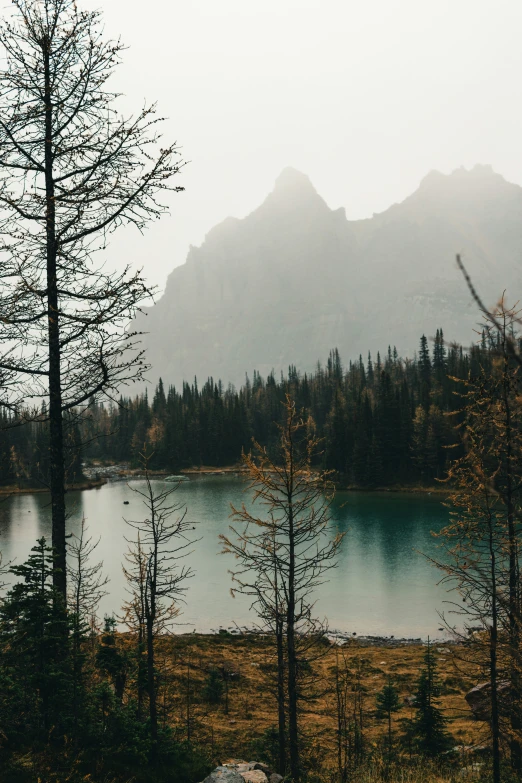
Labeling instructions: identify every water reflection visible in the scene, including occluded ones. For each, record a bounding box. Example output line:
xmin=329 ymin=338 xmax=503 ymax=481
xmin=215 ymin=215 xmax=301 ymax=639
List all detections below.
xmin=0 ymin=479 xmax=450 ymax=638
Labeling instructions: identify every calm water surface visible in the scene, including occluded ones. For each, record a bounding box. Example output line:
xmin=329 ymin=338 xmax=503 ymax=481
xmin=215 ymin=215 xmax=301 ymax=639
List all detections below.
xmin=0 ymin=477 xmax=452 ymax=638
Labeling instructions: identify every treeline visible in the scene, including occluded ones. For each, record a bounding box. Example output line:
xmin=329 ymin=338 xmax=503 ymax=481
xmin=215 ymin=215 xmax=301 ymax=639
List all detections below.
xmin=0 ymin=329 xmax=502 ymax=488
xmin=0 ymin=409 xmax=83 ymax=489
xmin=84 ymin=329 xmax=498 ymax=486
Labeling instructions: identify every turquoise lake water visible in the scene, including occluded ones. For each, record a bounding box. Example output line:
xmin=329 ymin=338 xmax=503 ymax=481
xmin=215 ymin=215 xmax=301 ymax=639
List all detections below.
xmin=0 ymin=477 xmax=453 ymax=638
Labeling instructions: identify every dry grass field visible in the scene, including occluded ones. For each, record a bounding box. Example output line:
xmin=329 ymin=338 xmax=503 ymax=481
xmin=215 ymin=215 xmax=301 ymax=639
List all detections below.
xmin=149 ymin=633 xmax=488 ymax=781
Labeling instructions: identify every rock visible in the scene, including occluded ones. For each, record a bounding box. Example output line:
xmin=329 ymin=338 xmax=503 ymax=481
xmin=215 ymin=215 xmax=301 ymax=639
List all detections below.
xmin=465 ymin=680 xmax=511 ymax=721
xmin=459 ymin=763 xmax=484 ymax=777
xmin=201 ymin=761 xmax=275 ymax=783
xmin=240 ymin=772 xmax=267 ymax=783
xmin=201 ymin=767 xmax=245 ymax=783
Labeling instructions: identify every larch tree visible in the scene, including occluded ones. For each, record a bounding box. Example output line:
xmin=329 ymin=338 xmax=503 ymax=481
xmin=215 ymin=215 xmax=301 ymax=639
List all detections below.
xmin=123 ymin=465 xmax=196 ymax=759
xmin=0 ymin=0 xmax=183 ymax=602
xmin=221 ymin=395 xmax=343 ymax=782
xmin=432 ymin=300 xmax=522 ymax=782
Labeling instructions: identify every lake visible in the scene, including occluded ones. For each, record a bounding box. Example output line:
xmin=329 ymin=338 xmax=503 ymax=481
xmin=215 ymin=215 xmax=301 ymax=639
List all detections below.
xmin=0 ymin=477 xmax=453 ymax=639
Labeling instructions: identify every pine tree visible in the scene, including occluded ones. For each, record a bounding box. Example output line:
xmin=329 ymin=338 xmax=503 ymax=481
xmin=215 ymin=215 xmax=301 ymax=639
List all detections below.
xmin=0 ymin=538 xmax=71 ymax=740
xmin=407 ymin=640 xmax=452 ymax=756
xmin=203 ymin=668 xmax=224 ymax=704
xmin=376 ymin=679 xmax=401 ymax=761
xmin=419 ymin=335 xmax=432 ymax=411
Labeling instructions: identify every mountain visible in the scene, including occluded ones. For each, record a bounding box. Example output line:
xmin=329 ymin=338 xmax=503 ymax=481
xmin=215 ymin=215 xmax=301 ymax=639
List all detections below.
xmin=134 ymin=164 xmax=522 ymax=388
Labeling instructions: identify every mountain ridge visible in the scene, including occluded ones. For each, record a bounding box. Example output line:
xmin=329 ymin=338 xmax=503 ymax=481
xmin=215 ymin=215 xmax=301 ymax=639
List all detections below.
xmin=134 ymin=165 xmax=522 ymax=389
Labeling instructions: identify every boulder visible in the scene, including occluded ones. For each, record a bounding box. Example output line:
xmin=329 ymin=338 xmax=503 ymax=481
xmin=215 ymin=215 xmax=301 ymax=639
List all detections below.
xmin=465 ymin=680 xmax=511 ymax=721
xmin=459 ymin=763 xmax=484 ymax=777
xmin=201 ymin=767 xmax=245 ymax=783
xmin=240 ymin=772 xmax=267 ymax=783
xmin=200 ymin=761 xmax=275 ymax=783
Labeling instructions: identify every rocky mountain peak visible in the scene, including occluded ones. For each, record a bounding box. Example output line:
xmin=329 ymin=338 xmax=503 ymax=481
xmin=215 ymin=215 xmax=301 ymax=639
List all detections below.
xmin=134 ymin=164 xmax=522 ymax=389
xmin=260 ymin=167 xmax=329 ymax=215
xmin=417 ymin=164 xmax=510 ymax=198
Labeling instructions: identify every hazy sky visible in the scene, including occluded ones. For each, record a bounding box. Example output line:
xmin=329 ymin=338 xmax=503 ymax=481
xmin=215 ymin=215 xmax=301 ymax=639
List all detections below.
xmin=81 ymin=0 xmax=522 ymax=293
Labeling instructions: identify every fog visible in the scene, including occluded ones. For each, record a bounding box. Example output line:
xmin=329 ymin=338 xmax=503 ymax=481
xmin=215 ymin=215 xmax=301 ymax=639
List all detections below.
xmin=80 ymin=0 xmax=522 ymax=292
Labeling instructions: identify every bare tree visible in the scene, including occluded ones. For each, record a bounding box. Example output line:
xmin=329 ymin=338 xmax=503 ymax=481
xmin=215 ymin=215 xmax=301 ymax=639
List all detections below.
xmin=67 ymin=516 xmax=108 ymax=729
xmin=221 ymin=396 xmax=343 ymax=782
xmin=0 ymin=0 xmax=184 ymax=601
xmin=122 ymin=531 xmax=148 ymax=720
xmin=68 ymin=516 xmax=108 ymax=624
xmin=123 ymin=467 xmax=196 ymax=759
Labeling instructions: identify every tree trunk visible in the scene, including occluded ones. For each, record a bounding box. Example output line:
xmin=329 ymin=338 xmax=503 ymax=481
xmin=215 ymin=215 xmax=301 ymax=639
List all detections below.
xmin=286 ymin=492 xmax=300 ymax=783
xmin=502 ymin=361 xmax=521 ymax=773
xmin=388 ymin=712 xmax=392 ymax=759
xmin=137 ymin=624 xmax=146 ymax=720
xmin=43 ymin=36 xmax=66 ymax=602
xmin=487 ymin=507 xmax=501 ymax=783
xmin=146 ymin=614 xmax=158 ymax=757
xmin=276 ymin=613 xmax=287 ymax=776
xmin=186 ymin=658 xmax=191 ymax=743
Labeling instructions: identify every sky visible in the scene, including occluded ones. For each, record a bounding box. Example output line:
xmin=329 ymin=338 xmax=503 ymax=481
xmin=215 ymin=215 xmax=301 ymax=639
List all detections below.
xmin=80 ymin=0 xmax=522 ymax=293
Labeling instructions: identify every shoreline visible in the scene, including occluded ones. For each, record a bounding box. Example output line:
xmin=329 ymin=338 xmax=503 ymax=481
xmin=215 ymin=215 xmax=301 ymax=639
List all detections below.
xmin=171 ymin=629 xmax=455 ymax=648
xmin=2 ymin=464 xmax=451 ymax=498
xmin=178 ymin=467 xmax=450 ymax=495
xmin=0 ymin=478 xmax=107 ymax=495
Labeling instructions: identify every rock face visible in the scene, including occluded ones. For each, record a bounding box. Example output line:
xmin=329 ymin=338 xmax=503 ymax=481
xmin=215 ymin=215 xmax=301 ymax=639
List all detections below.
xmin=135 ymin=164 xmax=522 ymax=389
xmin=465 ymin=680 xmax=511 ymax=720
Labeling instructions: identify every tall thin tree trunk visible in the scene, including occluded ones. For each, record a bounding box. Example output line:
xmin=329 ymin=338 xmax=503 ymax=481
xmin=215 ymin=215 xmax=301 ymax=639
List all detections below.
xmin=276 ymin=613 xmax=286 ymax=776
xmin=186 ymin=657 xmax=191 ymax=743
xmin=502 ymin=357 xmax=521 ymax=772
xmin=274 ymin=544 xmax=286 ymax=776
xmin=335 ymin=651 xmax=346 ymax=783
xmin=146 ymin=614 xmax=158 ymax=756
xmin=388 ymin=712 xmax=392 ymax=760
xmin=146 ymin=538 xmax=158 ymax=759
xmin=487 ymin=504 xmax=502 ymax=783
xmin=137 ymin=622 xmax=145 ymax=720
xmin=43 ymin=36 xmax=66 ymax=602
xmin=286 ymin=476 xmax=300 ymax=783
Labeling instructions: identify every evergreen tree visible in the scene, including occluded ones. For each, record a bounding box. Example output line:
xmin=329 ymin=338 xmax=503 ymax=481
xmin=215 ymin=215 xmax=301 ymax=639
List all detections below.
xmin=203 ymin=668 xmax=224 ymax=704
xmin=419 ymin=335 xmax=432 ymax=411
xmin=407 ymin=641 xmax=452 ymax=756
xmin=376 ymin=679 xmax=401 ymax=760
xmin=0 ymin=539 xmax=71 ymax=741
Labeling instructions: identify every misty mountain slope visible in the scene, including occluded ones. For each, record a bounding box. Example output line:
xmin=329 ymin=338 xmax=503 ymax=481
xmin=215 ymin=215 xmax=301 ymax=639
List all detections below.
xmin=134 ymin=164 xmax=522 ymax=389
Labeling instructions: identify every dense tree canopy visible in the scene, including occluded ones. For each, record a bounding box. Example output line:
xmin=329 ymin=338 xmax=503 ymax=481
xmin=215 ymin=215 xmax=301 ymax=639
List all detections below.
xmin=0 ymin=329 xmax=503 ymax=489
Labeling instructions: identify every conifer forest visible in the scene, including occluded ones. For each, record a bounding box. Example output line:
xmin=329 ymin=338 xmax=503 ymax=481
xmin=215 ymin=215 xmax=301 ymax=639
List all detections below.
xmin=0 ymin=330 xmax=496 ymax=491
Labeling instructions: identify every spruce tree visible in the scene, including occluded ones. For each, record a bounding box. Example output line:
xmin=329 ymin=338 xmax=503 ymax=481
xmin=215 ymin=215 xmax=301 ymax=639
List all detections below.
xmin=0 ymin=538 xmax=71 ymax=741
xmin=419 ymin=335 xmax=432 ymax=411
xmin=408 ymin=640 xmax=452 ymax=756
xmin=376 ymin=679 xmax=401 ymax=760
xmin=203 ymin=668 xmax=224 ymax=704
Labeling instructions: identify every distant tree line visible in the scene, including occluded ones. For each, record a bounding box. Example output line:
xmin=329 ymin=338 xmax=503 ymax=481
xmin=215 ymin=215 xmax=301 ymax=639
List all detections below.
xmin=0 ymin=328 xmax=506 ymax=489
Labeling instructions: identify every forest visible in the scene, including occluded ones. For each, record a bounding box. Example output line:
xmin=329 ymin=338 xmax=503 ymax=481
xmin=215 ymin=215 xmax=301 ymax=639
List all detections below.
xmin=0 ymin=329 xmax=501 ymax=491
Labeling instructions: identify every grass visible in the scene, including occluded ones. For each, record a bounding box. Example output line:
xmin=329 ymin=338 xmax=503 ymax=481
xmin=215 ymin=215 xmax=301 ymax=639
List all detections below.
xmin=147 ymin=633 xmax=487 ymax=781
